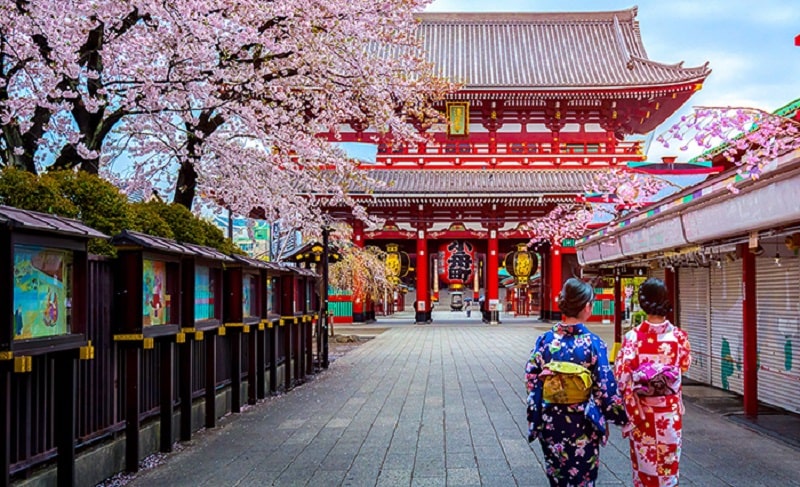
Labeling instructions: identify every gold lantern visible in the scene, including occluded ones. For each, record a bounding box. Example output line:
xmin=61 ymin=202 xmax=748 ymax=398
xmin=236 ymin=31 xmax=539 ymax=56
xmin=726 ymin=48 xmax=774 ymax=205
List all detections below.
xmin=503 ymin=243 xmax=538 ymax=286
xmin=385 ymin=243 xmax=410 ymax=284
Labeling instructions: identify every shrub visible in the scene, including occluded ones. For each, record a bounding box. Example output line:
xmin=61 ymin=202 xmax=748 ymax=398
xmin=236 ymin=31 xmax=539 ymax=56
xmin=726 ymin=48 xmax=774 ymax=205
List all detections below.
xmin=0 ymin=167 xmax=77 ymax=216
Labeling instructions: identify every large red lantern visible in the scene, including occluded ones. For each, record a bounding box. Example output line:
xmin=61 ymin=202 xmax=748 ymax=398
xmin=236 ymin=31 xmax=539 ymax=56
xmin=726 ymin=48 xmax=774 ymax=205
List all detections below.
xmin=503 ymin=243 xmax=538 ymax=286
xmin=437 ymin=240 xmax=475 ymax=288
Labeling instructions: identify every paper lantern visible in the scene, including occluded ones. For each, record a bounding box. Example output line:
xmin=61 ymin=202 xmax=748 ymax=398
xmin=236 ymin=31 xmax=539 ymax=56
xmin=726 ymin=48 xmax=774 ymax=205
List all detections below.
xmin=503 ymin=243 xmax=538 ymax=286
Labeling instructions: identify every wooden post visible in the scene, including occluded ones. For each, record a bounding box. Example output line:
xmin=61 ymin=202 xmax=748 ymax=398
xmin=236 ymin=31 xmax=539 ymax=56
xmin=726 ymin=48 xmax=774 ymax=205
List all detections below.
xmin=125 ymin=346 xmax=141 ymax=472
xmin=283 ymin=320 xmax=293 ymax=390
xmin=159 ymin=340 xmax=174 ymax=452
xmin=305 ymin=320 xmax=313 ymax=376
xmin=0 ymin=364 xmax=9 ymax=487
xmin=741 ymin=244 xmax=758 ymax=418
xmin=248 ymin=328 xmax=258 ymax=405
xmin=269 ymin=322 xmax=278 ymax=393
xmin=256 ymin=326 xmax=266 ymax=400
xmin=231 ymin=329 xmax=241 ymax=413
xmin=55 ymin=352 xmax=77 ymax=487
xmin=612 ymin=273 xmax=623 ymax=362
xmin=204 ymin=334 xmax=217 ymax=428
xmin=179 ymin=339 xmax=193 ymax=441
xmin=293 ymin=320 xmax=302 ymax=383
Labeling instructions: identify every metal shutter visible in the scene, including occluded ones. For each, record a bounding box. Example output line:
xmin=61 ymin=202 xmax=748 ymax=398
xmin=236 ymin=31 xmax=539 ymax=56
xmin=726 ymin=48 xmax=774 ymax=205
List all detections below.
xmin=650 ymin=267 xmax=666 ymax=282
xmin=709 ymin=260 xmax=744 ymax=393
xmin=678 ymin=266 xmax=711 ymax=383
xmin=756 ymin=254 xmax=800 ymax=414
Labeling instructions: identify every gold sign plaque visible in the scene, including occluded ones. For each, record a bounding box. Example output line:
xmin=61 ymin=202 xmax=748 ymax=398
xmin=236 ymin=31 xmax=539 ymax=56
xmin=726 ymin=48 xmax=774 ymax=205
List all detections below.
xmin=446 ymin=102 xmax=469 ymax=137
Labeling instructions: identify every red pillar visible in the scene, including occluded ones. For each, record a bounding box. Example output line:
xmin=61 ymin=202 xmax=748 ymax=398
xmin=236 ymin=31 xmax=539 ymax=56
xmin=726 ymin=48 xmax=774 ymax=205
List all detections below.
xmin=415 ymin=229 xmax=430 ymax=323
xmin=352 ymin=220 xmax=366 ymax=322
xmin=487 ymin=227 xmax=500 ymax=324
xmin=741 ymin=244 xmax=758 ymax=418
xmin=550 ymin=245 xmax=563 ymax=321
xmin=664 ymin=267 xmax=676 ymax=325
xmin=612 ymin=273 xmax=622 ymax=362
xmin=352 ymin=219 xmax=365 ymax=249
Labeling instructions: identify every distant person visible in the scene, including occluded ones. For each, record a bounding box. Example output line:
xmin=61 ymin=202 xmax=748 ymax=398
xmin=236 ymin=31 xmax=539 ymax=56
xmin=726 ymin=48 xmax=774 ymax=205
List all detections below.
xmin=615 ymin=277 xmax=691 ymax=487
xmin=525 ymin=278 xmax=627 ymax=486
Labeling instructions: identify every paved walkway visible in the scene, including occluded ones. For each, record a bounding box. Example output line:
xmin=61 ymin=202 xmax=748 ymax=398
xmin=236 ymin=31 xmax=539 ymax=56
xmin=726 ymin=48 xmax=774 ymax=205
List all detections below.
xmin=128 ymin=313 xmax=800 ymax=486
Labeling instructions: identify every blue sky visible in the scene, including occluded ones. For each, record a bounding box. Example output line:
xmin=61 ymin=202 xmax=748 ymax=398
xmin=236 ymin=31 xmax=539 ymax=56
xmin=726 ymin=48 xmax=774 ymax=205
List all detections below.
xmin=426 ymin=0 xmax=800 ymax=162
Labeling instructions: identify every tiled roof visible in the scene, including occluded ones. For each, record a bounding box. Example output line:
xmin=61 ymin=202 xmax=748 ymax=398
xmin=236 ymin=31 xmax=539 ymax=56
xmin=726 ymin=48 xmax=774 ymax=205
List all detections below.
xmin=416 ymin=8 xmax=710 ymax=89
xmin=112 ymin=230 xmax=194 ymax=255
xmin=0 ymin=205 xmax=108 ymax=239
xmin=112 ymin=230 xmax=234 ymax=262
xmin=362 ymin=169 xmax=601 ymax=195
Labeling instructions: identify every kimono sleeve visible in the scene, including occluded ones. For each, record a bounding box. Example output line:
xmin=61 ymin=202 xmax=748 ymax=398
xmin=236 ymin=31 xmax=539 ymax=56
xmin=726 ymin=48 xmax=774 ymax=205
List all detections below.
xmin=676 ymin=327 xmax=692 ymax=373
xmin=591 ymin=335 xmax=627 ymax=426
xmin=525 ymin=334 xmax=547 ymax=440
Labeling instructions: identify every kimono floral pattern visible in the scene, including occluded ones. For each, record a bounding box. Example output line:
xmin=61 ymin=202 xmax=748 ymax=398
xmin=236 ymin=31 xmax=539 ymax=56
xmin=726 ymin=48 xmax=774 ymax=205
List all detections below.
xmin=526 ymin=323 xmax=627 ymax=487
xmin=614 ymin=321 xmax=691 ymax=487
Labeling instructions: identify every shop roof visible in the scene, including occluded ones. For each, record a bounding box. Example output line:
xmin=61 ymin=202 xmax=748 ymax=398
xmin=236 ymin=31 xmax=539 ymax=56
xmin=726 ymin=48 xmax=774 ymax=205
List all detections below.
xmin=0 ymin=205 xmax=108 ymax=239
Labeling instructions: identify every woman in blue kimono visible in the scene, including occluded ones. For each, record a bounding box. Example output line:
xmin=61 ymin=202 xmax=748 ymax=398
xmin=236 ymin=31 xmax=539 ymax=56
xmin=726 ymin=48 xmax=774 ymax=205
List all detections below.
xmin=525 ymin=278 xmax=627 ymax=487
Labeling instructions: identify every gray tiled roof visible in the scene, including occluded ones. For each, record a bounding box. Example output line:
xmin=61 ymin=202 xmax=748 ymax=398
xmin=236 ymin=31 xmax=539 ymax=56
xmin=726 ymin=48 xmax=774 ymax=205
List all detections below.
xmin=0 ymin=205 xmax=108 ymax=239
xmin=363 ymin=169 xmax=601 ymax=195
xmin=112 ymin=230 xmax=234 ymax=262
xmin=112 ymin=230 xmax=194 ymax=255
xmin=416 ymin=8 xmax=710 ymax=89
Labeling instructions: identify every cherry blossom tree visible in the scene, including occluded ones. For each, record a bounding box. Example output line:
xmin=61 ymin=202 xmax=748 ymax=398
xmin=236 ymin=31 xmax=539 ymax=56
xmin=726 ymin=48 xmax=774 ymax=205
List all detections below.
xmin=527 ymin=168 xmax=669 ymax=244
xmin=1 ymin=0 xmax=454 ymax=235
xmin=659 ymin=106 xmax=800 ymax=186
xmin=527 ymin=104 xmax=800 ymax=244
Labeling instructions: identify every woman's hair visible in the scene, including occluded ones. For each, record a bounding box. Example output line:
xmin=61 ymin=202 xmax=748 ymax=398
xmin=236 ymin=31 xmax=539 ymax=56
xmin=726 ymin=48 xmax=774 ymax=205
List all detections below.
xmin=638 ymin=278 xmax=672 ymax=316
xmin=557 ymin=278 xmax=594 ymax=318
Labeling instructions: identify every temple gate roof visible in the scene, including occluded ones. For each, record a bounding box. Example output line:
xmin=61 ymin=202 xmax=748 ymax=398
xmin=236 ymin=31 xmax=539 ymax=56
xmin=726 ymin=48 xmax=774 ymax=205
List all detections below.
xmin=363 ymin=169 xmax=598 ymax=196
xmin=416 ymin=8 xmax=710 ymax=90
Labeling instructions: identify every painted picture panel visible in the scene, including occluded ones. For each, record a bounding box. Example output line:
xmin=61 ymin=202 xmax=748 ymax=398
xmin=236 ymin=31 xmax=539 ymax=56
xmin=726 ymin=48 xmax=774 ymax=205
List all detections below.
xmin=243 ymin=274 xmax=258 ymax=318
xmin=143 ymin=259 xmax=171 ymax=326
xmin=195 ymin=265 xmax=215 ymax=321
xmin=13 ymin=244 xmax=73 ymax=339
xmin=266 ymin=278 xmax=277 ymax=315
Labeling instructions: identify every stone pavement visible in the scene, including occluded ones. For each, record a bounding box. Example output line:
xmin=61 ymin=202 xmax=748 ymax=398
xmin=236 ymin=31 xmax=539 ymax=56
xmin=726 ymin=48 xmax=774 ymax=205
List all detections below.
xmin=127 ymin=311 xmax=800 ymax=487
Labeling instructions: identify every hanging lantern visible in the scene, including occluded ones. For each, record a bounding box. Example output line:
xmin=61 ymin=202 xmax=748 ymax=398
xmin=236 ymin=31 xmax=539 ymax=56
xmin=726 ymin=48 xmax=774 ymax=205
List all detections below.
xmin=385 ymin=243 xmax=410 ymax=284
xmin=503 ymin=243 xmax=538 ymax=287
xmin=437 ymin=240 xmax=475 ymax=288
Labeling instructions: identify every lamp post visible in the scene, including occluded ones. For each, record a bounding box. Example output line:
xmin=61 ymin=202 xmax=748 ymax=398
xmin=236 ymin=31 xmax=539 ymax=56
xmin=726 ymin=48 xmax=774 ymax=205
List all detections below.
xmin=321 ymin=225 xmax=331 ymax=369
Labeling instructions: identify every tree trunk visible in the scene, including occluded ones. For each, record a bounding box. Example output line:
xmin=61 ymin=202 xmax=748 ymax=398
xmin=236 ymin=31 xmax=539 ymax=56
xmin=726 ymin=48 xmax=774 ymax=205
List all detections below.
xmin=173 ymin=159 xmax=198 ymax=209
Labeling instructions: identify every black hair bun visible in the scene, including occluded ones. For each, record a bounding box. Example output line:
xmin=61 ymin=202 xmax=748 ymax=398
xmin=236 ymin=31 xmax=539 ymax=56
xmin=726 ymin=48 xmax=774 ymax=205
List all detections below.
xmin=557 ymin=278 xmax=594 ymax=318
xmin=638 ymin=278 xmax=672 ymax=316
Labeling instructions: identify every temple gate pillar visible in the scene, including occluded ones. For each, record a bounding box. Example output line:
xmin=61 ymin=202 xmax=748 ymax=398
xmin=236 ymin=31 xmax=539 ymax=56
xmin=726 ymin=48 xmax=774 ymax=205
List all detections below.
xmin=486 ymin=226 xmax=500 ymax=324
xmin=352 ymin=220 xmax=366 ymax=323
xmin=415 ymin=228 xmax=431 ymax=323
xmin=549 ymin=245 xmax=563 ymax=321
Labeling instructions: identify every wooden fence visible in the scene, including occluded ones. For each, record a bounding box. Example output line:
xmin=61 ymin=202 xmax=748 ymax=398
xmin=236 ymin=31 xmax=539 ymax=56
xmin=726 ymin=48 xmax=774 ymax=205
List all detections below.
xmin=6 ymin=257 xmax=314 ymax=485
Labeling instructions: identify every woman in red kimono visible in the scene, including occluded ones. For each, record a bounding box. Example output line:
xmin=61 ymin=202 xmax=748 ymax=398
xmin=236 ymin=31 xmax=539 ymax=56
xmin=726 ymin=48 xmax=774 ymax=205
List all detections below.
xmin=615 ymin=278 xmax=691 ymax=487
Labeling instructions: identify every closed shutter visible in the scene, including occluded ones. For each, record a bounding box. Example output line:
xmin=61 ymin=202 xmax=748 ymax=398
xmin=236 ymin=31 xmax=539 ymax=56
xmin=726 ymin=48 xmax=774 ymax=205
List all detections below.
xmin=650 ymin=268 xmax=666 ymax=282
xmin=709 ymin=260 xmax=744 ymax=393
xmin=678 ymin=267 xmax=710 ymax=383
xmin=756 ymin=254 xmax=800 ymax=414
